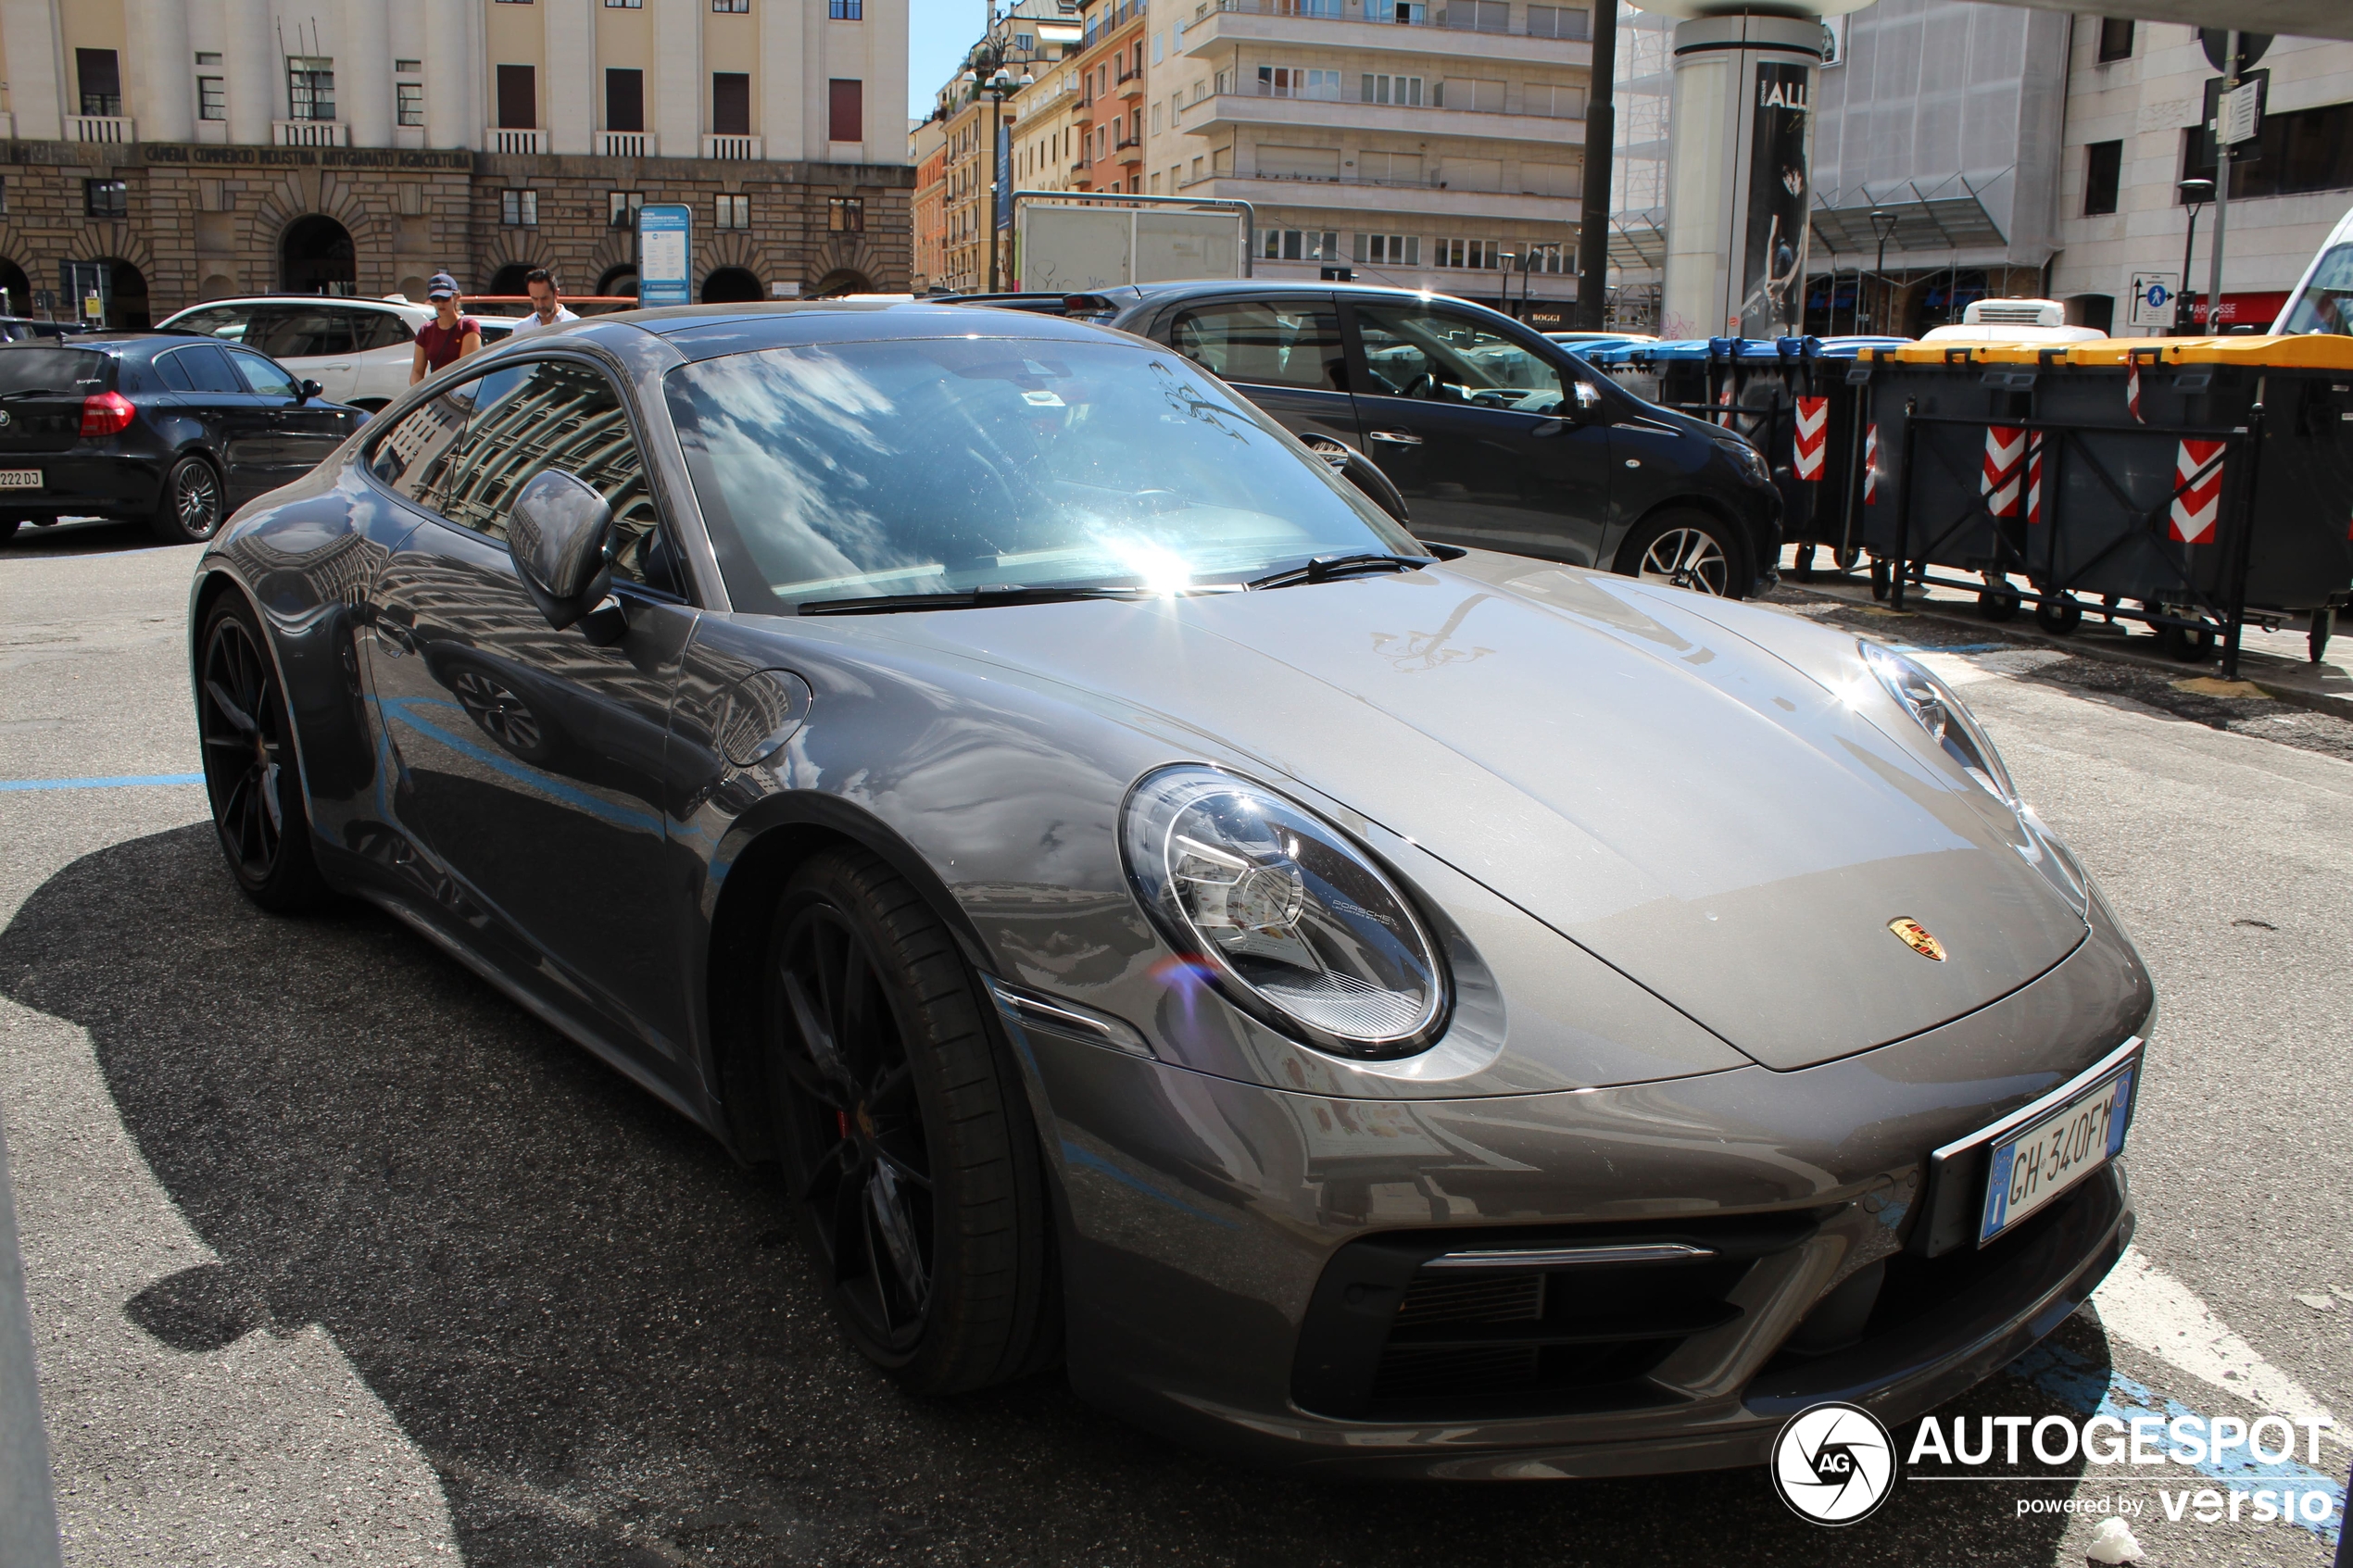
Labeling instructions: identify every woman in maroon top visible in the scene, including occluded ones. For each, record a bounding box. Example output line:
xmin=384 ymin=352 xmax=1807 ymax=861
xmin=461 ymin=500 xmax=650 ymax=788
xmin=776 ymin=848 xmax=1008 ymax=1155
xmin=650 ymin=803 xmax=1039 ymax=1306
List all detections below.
xmin=409 ymin=272 xmax=483 ymax=384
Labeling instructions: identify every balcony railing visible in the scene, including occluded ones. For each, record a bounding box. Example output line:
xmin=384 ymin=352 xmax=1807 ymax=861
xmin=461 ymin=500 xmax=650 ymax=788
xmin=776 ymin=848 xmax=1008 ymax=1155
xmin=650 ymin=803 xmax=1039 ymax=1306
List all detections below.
xmin=1191 ymin=0 xmax=1588 ymax=35
xmin=488 ymin=127 xmax=546 ymax=154
xmin=68 ymin=115 xmax=134 ymax=144
xmin=273 ymin=119 xmax=348 ymax=147
xmin=703 ymin=133 xmax=762 ymax=159
xmin=598 ymin=130 xmax=657 ymax=157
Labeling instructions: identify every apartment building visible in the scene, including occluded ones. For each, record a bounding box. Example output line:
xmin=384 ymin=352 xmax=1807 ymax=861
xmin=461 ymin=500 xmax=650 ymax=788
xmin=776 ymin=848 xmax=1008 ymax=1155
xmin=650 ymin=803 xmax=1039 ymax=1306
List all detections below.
xmin=1147 ymin=0 xmax=1592 ymax=313
xmin=910 ymin=117 xmax=947 ymax=290
xmin=918 ymin=0 xmax=1081 ymax=292
xmin=0 ymin=0 xmax=909 ymax=327
xmin=1071 ymin=0 xmax=1153 ymax=196
xmin=2051 ymin=19 xmax=2353 ymax=332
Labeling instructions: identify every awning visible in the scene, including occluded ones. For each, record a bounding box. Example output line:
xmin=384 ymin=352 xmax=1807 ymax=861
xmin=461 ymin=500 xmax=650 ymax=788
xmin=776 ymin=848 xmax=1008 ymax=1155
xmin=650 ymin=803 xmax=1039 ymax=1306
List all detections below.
xmin=1810 ymin=177 xmax=2008 ymax=257
xmin=1609 ymin=209 xmax=1667 ymax=272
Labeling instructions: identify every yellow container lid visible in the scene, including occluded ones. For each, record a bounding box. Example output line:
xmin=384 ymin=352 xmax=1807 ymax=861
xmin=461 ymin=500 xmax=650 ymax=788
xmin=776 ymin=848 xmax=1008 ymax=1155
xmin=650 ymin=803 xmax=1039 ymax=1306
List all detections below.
xmin=2065 ymin=335 xmax=2353 ymax=370
xmin=1887 ymin=339 xmax=2085 ymax=365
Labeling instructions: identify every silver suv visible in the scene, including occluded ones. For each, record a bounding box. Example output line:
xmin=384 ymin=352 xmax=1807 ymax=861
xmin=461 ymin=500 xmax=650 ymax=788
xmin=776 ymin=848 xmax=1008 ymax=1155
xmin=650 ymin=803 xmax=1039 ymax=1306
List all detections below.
xmin=157 ymin=295 xmax=513 ymax=410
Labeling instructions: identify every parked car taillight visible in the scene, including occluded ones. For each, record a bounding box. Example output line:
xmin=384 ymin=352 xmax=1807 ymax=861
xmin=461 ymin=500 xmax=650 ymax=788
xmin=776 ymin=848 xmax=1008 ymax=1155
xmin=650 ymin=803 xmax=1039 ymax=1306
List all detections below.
xmin=80 ymin=391 xmax=135 ymax=438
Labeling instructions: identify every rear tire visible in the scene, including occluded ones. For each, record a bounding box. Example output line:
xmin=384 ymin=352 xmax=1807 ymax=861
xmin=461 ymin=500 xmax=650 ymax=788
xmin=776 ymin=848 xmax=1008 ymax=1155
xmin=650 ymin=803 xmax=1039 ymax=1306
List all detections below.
xmin=196 ymin=595 xmax=329 ymax=910
xmin=152 ymin=455 xmax=225 ymax=545
xmin=1615 ymin=508 xmax=1742 ymax=597
xmin=763 ymin=847 xmax=1057 ymax=1393
xmin=2158 ymin=619 xmax=2215 ymax=662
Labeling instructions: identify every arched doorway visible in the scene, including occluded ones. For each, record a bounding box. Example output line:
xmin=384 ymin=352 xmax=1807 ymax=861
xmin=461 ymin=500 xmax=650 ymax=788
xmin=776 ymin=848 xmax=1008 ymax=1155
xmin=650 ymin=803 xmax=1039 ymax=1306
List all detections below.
xmin=700 ymin=267 xmax=762 ymax=304
xmin=812 ymin=269 xmax=874 ymax=298
xmin=486 ymin=262 xmax=533 ymax=296
xmin=107 ymin=261 xmax=149 ymax=331
xmin=281 ymin=215 xmax=355 ymax=295
xmin=597 ymin=264 xmax=638 ymax=300
xmin=0 ymin=259 xmax=28 ymax=318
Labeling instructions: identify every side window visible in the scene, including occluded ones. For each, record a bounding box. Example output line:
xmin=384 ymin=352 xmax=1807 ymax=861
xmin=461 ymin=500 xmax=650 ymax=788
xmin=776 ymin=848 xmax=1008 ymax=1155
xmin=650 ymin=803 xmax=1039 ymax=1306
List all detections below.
xmin=370 ymin=383 xmax=479 ymax=503
xmin=243 ymin=306 xmax=348 ymax=358
xmin=1353 ymin=304 xmax=1565 ymax=413
xmin=170 ymin=343 xmax=246 ymax=394
xmin=381 ymin=359 xmax=673 ymax=589
xmin=228 ymin=350 xmax=298 ymax=398
xmin=1167 ymin=300 xmax=1348 ymax=392
xmin=169 ymin=305 xmax=254 ymax=344
xmin=350 ymin=309 xmax=415 ymax=352
xmin=154 ymin=349 xmax=195 ymax=392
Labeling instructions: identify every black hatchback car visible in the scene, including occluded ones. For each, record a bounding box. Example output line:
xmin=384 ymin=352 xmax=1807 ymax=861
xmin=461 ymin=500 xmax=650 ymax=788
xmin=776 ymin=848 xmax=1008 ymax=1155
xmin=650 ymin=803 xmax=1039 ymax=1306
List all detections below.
xmin=960 ymin=282 xmax=1782 ymax=597
xmin=0 ymin=334 xmax=360 ymax=546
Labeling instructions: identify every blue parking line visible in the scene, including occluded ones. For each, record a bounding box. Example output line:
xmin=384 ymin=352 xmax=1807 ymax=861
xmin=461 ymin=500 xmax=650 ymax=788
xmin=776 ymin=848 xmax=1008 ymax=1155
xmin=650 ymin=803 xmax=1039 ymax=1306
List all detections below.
xmin=0 ymin=772 xmax=203 ymax=792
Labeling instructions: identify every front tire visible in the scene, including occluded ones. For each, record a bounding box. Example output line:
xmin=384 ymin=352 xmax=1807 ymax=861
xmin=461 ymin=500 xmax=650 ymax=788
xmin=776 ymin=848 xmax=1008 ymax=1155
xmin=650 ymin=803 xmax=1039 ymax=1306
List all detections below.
xmin=153 ymin=455 xmax=225 ymax=544
xmin=1616 ymin=508 xmax=1741 ymax=597
xmin=763 ymin=848 xmax=1056 ymax=1393
xmin=197 ymin=596 xmax=328 ymax=910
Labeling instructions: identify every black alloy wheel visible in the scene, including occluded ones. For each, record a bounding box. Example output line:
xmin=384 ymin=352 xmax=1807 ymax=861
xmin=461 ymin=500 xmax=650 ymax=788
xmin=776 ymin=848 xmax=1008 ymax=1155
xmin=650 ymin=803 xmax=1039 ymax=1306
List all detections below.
xmin=197 ymin=596 xmax=327 ymax=909
xmin=763 ymin=848 xmax=1056 ymax=1393
xmin=155 ymin=456 xmax=225 ymax=545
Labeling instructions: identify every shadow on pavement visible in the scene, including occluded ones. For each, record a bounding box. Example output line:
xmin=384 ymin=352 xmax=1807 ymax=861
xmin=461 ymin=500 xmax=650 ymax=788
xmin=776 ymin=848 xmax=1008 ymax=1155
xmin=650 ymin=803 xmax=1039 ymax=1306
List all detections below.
xmin=0 ymin=519 xmax=181 ymax=559
xmin=0 ymin=824 xmax=2096 ymax=1567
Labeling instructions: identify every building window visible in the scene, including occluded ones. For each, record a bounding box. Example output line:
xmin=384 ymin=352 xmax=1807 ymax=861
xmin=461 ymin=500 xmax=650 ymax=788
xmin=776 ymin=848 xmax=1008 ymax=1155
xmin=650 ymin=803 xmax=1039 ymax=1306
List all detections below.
xmin=501 ymin=189 xmax=539 ymax=226
xmin=1432 ymin=237 xmax=1501 ymax=269
xmin=716 ymin=194 xmax=750 ymax=229
xmin=607 ymin=68 xmax=645 ymax=132
xmin=2096 ymin=19 xmax=2133 ymax=62
xmin=76 ymin=48 xmax=122 ymax=117
xmin=830 ymin=0 xmax=862 ymax=16
xmin=286 ymin=56 xmax=336 ymax=121
xmin=1361 ymin=73 xmax=1423 ymax=107
xmin=397 ymin=80 xmax=423 ymax=126
xmin=605 ymin=0 xmax=642 ymax=6
xmin=497 ymin=64 xmax=536 ymax=129
xmin=706 ymin=74 xmax=751 ymax=137
xmin=1355 ymin=232 xmax=1418 ymax=267
xmin=2083 ymin=140 xmax=2122 ymax=216
xmin=85 ymin=179 xmax=129 ymax=219
xmin=1261 ymin=229 xmax=1339 ymax=261
xmin=2183 ymin=98 xmax=2353 ymax=200
xmin=1526 ymin=5 xmax=1589 ymax=39
xmin=828 ymin=79 xmax=862 ymax=142
xmin=829 ymin=196 xmax=864 ymax=232
xmin=609 ymin=190 xmax=645 ymax=227
xmin=396 ymin=58 xmax=421 ymax=71
xmin=712 ymin=0 xmax=749 ymax=10
xmin=198 ymin=76 xmax=227 ymax=121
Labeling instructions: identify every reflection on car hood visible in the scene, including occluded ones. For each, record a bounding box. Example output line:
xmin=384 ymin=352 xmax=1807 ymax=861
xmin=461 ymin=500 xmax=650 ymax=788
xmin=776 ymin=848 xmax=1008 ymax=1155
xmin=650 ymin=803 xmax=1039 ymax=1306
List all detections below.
xmin=872 ymin=555 xmax=2087 ymax=1072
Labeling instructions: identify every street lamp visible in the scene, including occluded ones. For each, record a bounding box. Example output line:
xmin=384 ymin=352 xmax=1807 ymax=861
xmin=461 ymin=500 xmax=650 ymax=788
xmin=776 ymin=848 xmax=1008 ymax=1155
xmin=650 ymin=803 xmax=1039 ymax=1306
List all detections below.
xmin=964 ymin=47 xmax=1035 ymax=295
xmin=2175 ymin=177 xmax=2214 ymax=334
xmin=1868 ymin=208 xmax=1898 ymax=335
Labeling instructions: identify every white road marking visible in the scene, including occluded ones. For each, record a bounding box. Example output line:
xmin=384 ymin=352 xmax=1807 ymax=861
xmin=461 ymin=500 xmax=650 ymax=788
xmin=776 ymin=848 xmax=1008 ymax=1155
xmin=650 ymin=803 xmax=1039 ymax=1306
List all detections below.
xmin=2093 ymin=1246 xmax=2348 ymax=1449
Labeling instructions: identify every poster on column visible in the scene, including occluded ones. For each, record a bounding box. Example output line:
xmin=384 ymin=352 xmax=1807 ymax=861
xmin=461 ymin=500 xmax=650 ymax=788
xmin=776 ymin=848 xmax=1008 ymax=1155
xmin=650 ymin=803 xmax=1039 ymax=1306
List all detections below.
xmin=1740 ymin=59 xmax=1812 ymax=338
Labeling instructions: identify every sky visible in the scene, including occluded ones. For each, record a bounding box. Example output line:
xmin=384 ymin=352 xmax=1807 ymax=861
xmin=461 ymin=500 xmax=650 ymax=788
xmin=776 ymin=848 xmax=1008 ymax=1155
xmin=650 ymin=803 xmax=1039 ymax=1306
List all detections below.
xmin=908 ymin=0 xmax=990 ymax=124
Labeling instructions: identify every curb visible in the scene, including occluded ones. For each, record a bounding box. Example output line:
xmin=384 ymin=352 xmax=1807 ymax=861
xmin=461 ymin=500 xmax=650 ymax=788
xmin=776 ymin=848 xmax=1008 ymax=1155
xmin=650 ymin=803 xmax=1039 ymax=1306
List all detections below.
xmin=1780 ymin=576 xmax=2353 ymax=721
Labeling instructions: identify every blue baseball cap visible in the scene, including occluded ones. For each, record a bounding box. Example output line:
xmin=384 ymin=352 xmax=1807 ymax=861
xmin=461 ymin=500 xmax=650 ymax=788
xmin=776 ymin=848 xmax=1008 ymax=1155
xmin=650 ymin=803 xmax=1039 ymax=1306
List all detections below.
xmin=427 ymin=272 xmax=459 ymax=300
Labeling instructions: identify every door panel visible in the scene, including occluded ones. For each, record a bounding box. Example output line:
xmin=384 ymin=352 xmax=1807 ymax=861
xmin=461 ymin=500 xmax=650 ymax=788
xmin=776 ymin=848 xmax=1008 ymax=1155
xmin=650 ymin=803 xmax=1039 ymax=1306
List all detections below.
xmin=228 ymin=347 xmax=348 ymax=481
xmin=359 ymin=357 xmax=698 ymax=1069
xmin=1345 ymin=300 xmax=1612 ymax=566
xmin=1162 ymin=296 xmax=1363 ymax=458
xmin=165 ymin=343 xmax=274 ymax=499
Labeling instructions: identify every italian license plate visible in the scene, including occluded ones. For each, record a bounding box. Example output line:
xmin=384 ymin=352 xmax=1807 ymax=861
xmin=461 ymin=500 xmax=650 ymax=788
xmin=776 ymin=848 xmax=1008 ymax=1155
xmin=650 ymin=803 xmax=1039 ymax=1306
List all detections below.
xmin=0 ymin=469 xmax=40 ymax=490
xmin=1980 ymin=1060 xmax=2137 ymax=1245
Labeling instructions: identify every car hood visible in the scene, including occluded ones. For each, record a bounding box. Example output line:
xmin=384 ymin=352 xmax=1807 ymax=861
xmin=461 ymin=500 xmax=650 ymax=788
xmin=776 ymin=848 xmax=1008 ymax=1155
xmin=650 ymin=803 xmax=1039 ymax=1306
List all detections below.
xmin=868 ymin=557 xmax=2086 ymax=1072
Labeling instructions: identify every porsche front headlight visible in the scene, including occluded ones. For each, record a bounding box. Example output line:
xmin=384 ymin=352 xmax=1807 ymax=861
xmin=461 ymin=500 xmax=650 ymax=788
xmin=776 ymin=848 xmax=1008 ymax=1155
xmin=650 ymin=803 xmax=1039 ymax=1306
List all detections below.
xmin=1860 ymin=640 xmax=2016 ymax=802
xmin=1122 ymin=766 xmax=1447 ymax=1057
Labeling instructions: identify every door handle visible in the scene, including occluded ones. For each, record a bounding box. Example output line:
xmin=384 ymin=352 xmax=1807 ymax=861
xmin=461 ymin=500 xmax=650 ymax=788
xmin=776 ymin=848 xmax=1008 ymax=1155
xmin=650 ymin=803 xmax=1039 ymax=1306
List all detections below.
xmin=1368 ymin=429 xmax=1423 ymax=446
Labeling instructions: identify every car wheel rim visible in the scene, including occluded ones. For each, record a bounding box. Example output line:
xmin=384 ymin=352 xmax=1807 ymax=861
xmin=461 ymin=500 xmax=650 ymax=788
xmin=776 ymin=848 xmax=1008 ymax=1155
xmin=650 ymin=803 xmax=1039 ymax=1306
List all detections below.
xmin=177 ymin=464 xmax=220 ymax=537
xmin=1637 ymin=527 xmax=1730 ymax=596
xmin=198 ymin=617 xmax=285 ymax=880
xmin=451 ymin=670 xmax=541 ymax=754
xmin=775 ymin=905 xmax=933 ymax=1354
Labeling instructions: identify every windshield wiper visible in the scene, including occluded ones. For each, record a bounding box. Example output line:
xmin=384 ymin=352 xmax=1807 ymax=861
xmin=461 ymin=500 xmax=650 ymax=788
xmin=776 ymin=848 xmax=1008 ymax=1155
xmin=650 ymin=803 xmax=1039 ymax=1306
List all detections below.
xmin=1243 ymin=552 xmax=1435 ymax=592
xmin=795 ymin=584 xmax=1161 ymax=616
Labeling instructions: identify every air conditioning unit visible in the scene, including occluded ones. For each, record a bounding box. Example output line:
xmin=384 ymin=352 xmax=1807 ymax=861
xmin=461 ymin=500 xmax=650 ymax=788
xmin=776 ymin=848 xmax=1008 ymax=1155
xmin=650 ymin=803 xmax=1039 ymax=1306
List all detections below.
xmin=1963 ymin=297 xmax=2067 ymax=328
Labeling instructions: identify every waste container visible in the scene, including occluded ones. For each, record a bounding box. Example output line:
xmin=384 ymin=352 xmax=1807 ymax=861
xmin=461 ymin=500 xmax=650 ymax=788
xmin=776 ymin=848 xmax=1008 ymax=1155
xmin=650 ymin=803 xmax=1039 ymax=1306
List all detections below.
xmin=1587 ymin=336 xmax=1907 ymax=574
xmin=1862 ymin=334 xmax=2353 ymax=671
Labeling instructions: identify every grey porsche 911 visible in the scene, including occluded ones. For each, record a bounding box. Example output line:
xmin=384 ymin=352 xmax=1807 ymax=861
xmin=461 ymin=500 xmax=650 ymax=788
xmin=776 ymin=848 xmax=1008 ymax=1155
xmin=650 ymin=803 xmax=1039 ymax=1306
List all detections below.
xmin=188 ymin=300 xmax=2150 ymax=1478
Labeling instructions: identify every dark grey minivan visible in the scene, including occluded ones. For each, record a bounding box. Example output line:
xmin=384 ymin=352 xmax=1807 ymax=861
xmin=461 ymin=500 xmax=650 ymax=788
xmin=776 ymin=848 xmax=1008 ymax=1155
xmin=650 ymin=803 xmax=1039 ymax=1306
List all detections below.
xmin=960 ymin=282 xmax=1784 ymax=596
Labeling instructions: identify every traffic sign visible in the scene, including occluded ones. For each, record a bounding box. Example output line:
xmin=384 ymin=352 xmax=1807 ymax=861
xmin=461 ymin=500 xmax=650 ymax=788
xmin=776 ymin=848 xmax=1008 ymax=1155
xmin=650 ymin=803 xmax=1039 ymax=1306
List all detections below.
xmin=2128 ymin=272 xmax=2179 ymax=329
xmin=635 ymin=204 xmax=693 ymax=308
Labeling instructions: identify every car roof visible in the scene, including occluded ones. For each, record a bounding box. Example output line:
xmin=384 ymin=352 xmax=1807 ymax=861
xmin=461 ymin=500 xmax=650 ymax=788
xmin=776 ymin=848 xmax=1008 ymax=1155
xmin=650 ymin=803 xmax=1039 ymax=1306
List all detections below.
xmin=0 ymin=332 xmax=176 ymax=353
xmin=162 ymin=295 xmax=419 ymax=314
xmin=598 ymin=299 xmax=1142 ymax=360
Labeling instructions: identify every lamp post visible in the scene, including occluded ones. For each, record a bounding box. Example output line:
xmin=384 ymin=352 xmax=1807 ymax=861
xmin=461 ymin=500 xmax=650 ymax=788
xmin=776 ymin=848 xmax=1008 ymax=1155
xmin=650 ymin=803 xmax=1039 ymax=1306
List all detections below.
xmin=1869 ymin=208 xmax=1898 ymax=335
xmin=2176 ymin=176 xmax=2213 ymax=335
xmin=962 ymin=46 xmax=1035 ymax=295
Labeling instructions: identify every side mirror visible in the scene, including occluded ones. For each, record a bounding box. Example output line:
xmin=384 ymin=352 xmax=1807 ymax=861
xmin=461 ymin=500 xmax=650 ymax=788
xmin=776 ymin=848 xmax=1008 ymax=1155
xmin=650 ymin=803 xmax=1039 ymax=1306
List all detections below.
xmin=297 ymin=378 xmax=323 ymax=402
xmin=509 ymin=470 xmax=625 ymax=641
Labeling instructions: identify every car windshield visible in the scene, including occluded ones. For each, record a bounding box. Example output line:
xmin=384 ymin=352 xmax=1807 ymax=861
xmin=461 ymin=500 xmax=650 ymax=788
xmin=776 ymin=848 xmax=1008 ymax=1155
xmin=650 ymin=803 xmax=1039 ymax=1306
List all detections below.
xmin=2282 ymin=243 xmax=2353 ymax=335
xmin=666 ymin=334 xmax=1419 ymax=612
xmin=0 ymin=349 xmax=105 ymax=395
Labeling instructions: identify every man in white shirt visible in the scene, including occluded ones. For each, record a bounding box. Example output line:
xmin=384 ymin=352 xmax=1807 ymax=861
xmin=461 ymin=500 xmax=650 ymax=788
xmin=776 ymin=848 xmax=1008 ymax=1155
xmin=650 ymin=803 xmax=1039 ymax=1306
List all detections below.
xmin=509 ymin=269 xmax=580 ymax=336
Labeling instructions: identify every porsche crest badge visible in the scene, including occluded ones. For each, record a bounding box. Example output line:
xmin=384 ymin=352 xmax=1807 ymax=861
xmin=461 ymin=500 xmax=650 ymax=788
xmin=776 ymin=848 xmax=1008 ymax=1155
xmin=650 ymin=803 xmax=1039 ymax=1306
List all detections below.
xmin=1887 ymin=918 xmax=1945 ymax=961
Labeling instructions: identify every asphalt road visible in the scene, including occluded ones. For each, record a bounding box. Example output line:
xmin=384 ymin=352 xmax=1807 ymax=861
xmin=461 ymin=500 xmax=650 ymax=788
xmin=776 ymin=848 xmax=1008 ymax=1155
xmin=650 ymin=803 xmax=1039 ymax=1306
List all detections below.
xmin=2 ymin=521 xmax=2347 ymax=1568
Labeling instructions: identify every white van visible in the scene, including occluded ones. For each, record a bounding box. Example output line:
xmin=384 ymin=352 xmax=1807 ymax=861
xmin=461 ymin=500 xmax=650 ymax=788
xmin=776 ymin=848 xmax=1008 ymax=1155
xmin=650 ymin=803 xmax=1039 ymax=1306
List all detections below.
xmin=2273 ymin=205 xmax=2353 ymax=334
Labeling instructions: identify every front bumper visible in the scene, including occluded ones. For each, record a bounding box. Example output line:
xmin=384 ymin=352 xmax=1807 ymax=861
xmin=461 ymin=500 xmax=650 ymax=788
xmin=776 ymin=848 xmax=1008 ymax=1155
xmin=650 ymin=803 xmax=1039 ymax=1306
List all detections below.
xmin=1006 ymin=898 xmax=2147 ymax=1477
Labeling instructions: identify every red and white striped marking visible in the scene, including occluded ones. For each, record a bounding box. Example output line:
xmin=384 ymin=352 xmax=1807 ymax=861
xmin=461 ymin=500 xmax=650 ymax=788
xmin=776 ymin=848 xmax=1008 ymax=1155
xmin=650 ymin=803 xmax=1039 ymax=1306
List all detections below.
xmin=1793 ymin=395 xmax=1829 ymax=481
xmin=1981 ymin=425 xmax=2027 ymax=518
xmin=2169 ymin=439 xmax=2227 ymax=544
xmin=1863 ymin=422 xmax=1880 ymax=505
xmin=2025 ymin=433 xmax=2045 ymax=524
xmin=2127 ymin=360 xmax=2145 ymax=424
